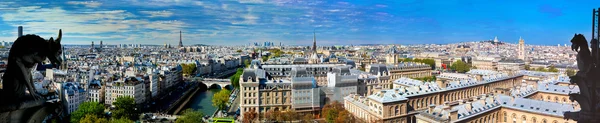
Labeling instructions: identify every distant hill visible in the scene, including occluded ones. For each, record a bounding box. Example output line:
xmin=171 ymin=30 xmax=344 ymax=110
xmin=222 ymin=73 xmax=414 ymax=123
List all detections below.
xmin=191 ymin=44 xmax=210 ymax=46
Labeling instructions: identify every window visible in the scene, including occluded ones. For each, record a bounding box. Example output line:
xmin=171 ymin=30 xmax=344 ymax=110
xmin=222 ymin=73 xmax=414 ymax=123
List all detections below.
xmin=512 ymin=113 xmax=517 ymax=123
xmin=504 ymin=112 xmax=507 ymax=122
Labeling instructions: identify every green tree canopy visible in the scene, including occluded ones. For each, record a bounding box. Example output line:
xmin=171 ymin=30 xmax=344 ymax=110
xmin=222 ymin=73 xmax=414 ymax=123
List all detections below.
xmin=548 ymin=66 xmax=559 ymax=72
xmin=80 ymin=114 xmax=109 ymax=123
xmin=450 ymin=60 xmax=471 ymax=73
xmin=536 ymin=67 xmax=547 ymax=72
xmin=176 ymin=109 xmax=205 ymax=123
xmin=524 ymin=64 xmax=530 ymax=70
xmin=566 ymin=69 xmax=576 ymax=76
xmin=71 ymin=102 xmax=105 ymax=123
xmin=212 ymin=89 xmax=232 ymax=111
xmin=399 ymin=58 xmax=435 ymax=69
xmin=112 ymin=96 xmax=139 ymax=121
xmin=229 ymin=68 xmax=243 ymax=89
xmin=180 ymin=63 xmax=197 ymax=76
xmin=244 ymin=59 xmax=251 ymax=68
xmin=109 ymin=118 xmax=134 ymax=123
xmin=412 ymin=76 xmax=436 ymax=82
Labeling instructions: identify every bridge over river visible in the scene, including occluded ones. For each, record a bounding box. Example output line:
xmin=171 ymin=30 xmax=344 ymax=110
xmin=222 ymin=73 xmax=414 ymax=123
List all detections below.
xmin=190 ymin=78 xmax=233 ymax=89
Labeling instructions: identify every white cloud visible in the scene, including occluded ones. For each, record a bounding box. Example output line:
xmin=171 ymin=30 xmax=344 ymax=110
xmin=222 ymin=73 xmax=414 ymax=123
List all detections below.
xmin=139 ymin=10 xmax=174 ymax=18
xmin=0 ymin=6 xmax=189 ymax=44
xmin=327 ymin=9 xmax=342 ymax=12
xmin=237 ymin=0 xmax=266 ymax=4
xmin=67 ymin=1 xmax=102 ymax=8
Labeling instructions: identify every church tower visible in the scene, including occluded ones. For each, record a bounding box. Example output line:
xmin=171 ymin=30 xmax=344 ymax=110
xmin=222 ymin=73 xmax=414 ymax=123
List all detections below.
xmin=518 ymin=37 xmax=526 ymax=60
xmin=90 ymin=41 xmax=94 ymax=52
xmin=312 ymin=30 xmax=316 ymax=52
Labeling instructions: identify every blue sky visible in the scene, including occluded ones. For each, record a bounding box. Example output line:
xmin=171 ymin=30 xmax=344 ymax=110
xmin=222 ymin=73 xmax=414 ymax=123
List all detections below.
xmin=0 ymin=0 xmax=599 ymax=46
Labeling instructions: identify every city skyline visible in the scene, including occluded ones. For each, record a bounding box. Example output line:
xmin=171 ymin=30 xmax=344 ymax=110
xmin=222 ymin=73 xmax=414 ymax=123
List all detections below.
xmin=0 ymin=0 xmax=599 ymax=45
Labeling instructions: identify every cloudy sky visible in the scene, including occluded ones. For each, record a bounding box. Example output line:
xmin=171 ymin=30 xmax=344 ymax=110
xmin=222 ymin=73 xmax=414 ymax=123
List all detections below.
xmin=0 ymin=0 xmax=598 ymax=45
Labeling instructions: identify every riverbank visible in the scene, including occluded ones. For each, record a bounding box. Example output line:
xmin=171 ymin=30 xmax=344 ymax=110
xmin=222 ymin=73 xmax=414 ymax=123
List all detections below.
xmin=172 ymin=85 xmax=201 ymax=114
xmin=165 ymin=83 xmax=199 ymax=114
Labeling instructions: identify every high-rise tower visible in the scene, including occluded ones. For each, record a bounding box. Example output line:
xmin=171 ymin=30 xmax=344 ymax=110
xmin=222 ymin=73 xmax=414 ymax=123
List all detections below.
xmin=518 ymin=37 xmax=526 ymax=60
xmin=312 ymin=30 xmax=316 ymax=52
xmin=90 ymin=41 xmax=94 ymax=52
xmin=178 ymin=30 xmax=183 ymax=48
xmin=18 ymin=26 xmax=23 ymax=37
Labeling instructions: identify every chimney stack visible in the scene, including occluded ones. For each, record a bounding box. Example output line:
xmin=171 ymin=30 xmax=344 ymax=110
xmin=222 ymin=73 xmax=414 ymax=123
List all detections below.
xmin=18 ymin=26 xmax=23 ymax=37
xmin=428 ymin=104 xmax=435 ymax=113
xmin=450 ymin=109 xmax=458 ymax=121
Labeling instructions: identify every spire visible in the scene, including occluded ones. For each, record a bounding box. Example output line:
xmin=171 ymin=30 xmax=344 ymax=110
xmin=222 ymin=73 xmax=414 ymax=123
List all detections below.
xmin=312 ymin=29 xmax=316 ymax=52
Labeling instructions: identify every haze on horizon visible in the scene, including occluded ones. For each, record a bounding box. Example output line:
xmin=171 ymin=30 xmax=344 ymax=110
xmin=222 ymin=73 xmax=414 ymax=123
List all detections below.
xmin=0 ymin=0 xmax=598 ymax=46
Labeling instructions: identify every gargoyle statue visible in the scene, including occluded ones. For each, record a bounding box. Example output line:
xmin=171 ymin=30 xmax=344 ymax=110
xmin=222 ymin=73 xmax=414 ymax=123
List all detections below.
xmin=0 ymin=29 xmax=62 ymax=109
xmin=564 ymin=34 xmax=600 ymax=122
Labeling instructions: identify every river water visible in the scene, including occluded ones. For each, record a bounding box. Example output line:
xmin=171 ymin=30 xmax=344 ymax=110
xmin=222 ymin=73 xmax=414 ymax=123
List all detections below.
xmin=181 ymin=88 xmax=225 ymax=115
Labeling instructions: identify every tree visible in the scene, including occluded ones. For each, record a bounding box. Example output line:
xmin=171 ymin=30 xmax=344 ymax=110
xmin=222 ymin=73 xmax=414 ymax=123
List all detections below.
xmin=244 ymin=59 xmax=251 ymax=68
xmin=112 ymin=96 xmax=139 ymax=121
xmin=261 ymin=56 xmax=269 ymax=62
xmin=180 ymin=63 xmax=197 ymax=76
xmin=263 ymin=110 xmax=279 ymax=121
xmin=566 ymin=69 xmax=576 ymax=76
xmin=71 ymin=102 xmax=105 ymax=123
xmin=80 ymin=114 xmax=109 ymax=123
xmin=548 ymin=65 xmax=559 ymax=72
xmin=536 ymin=67 xmax=547 ymax=72
xmin=236 ymin=50 xmax=242 ymax=53
xmin=242 ymin=110 xmax=258 ymax=123
xmin=176 ymin=109 xmax=205 ymax=123
xmin=322 ymin=101 xmax=345 ymax=123
xmin=301 ymin=114 xmax=313 ymax=123
xmin=281 ymin=110 xmax=299 ymax=121
xmin=451 ymin=60 xmax=470 ymax=73
xmin=230 ymin=68 xmax=243 ymax=89
xmin=110 ymin=118 xmax=133 ymax=123
xmin=212 ymin=89 xmax=231 ymax=111
xmin=524 ymin=64 xmax=530 ymax=70
xmin=335 ymin=110 xmax=356 ymax=123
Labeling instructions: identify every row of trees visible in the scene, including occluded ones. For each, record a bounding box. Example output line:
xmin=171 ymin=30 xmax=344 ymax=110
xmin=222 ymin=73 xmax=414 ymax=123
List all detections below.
xmin=322 ymin=101 xmax=358 ymax=123
xmin=524 ymin=65 xmax=560 ymax=73
xmin=398 ymin=58 xmax=436 ymax=69
xmin=180 ymin=63 xmax=197 ymax=76
xmin=412 ymin=76 xmax=437 ymax=82
xmin=73 ymin=96 xmax=139 ymax=123
xmin=264 ymin=110 xmax=313 ymax=122
xmin=268 ymin=49 xmax=285 ymax=58
xmin=242 ymin=109 xmax=314 ymax=123
xmin=176 ymin=109 xmax=205 ymax=123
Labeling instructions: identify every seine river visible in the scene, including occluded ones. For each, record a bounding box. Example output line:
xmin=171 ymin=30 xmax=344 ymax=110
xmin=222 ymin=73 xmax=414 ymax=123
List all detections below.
xmin=181 ymin=88 xmax=227 ymax=115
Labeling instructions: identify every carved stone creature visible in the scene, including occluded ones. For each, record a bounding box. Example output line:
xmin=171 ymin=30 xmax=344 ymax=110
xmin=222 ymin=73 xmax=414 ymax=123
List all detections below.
xmin=571 ymin=34 xmax=592 ymax=76
xmin=564 ymin=34 xmax=600 ymax=122
xmin=3 ymin=29 xmax=62 ymax=102
xmin=0 ymin=29 xmax=63 ymax=122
